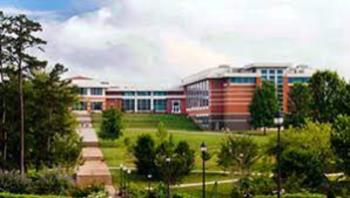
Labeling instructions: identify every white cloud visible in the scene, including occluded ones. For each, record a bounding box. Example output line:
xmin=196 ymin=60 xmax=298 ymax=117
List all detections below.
xmin=8 ymin=0 xmax=350 ymax=85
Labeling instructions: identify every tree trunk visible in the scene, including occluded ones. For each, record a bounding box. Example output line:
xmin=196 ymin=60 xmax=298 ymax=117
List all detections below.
xmin=263 ymin=127 xmax=266 ymax=136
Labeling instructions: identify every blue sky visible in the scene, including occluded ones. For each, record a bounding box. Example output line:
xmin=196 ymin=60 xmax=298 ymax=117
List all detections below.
xmin=0 ymin=0 xmax=349 ymax=86
xmin=0 ymin=0 xmax=100 ymax=19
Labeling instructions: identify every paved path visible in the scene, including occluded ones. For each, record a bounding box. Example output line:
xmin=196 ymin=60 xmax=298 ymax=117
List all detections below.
xmin=171 ymin=178 xmax=238 ymax=189
xmin=75 ymin=112 xmax=117 ymax=198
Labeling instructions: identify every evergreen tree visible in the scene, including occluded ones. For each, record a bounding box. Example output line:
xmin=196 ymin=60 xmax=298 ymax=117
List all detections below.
xmin=99 ymin=108 xmax=123 ymax=139
xmin=249 ymin=81 xmax=279 ymax=134
xmin=9 ymin=14 xmax=47 ymax=175
xmin=286 ymin=83 xmax=312 ymax=127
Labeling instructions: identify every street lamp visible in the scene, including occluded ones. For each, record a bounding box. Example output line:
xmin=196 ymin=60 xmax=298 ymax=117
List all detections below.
xmin=200 ymin=142 xmax=207 ymax=198
xmin=274 ymin=111 xmax=284 ymax=198
xmin=165 ymin=156 xmax=171 ymax=198
xmin=147 ymin=174 xmax=152 ymax=197
xmin=126 ymin=169 xmax=131 ymax=197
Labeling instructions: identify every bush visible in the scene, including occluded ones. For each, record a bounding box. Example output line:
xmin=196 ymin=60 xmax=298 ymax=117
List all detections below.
xmin=0 ymin=171 xmax=31 ymax=194
xmin=29 ymin=170 xmax=71 ymax=195
xmin=255 ymin=193 xmax=325 ymax=198
xmin=99 ymin=108 xmax=123 ymax=139
xmin=70 ymin=184 xmax=107 ymax=198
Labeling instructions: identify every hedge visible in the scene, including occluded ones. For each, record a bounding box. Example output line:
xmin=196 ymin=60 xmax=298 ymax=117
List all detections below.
xmin=255 ymin=193 xmax=325 ymax=198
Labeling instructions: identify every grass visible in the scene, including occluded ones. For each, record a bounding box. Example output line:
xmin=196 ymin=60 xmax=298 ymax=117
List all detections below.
xmin=92 ymin=112 xmax=201 ymax=131
xmin=93 ymin=112 xmax=275 ymax=195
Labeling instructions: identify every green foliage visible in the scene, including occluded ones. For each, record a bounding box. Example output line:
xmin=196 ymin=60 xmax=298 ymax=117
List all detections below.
xmin=0 ymin=13 xmax=80 ymax=171
xmin=133 ymin=134 xmax=157 ymax=177
xmin=309 ymin=71 xmax=346 ymax=123
xmin=155 ymin=139 xmax=195 ymax=184
xmin=268 ymin=121 xmax=333 ymax=190
xmin=217 ymin=135 xmax=259 ymax=174
xmin=255 ymin=194 xmax=325 ymax=198
xmin=70 ymin=184 xmax=107 ymax=198
xmin=286 ymin=83 xmax=312 ymax=127
xmin=231 ymin=176 xmax=276 ymax=198
xmin=280 ymin=146 xmax=325 ymax=189
xmin=133 ymin=134 xmax=195 ymax=184
xmin=0 ymin=192 xmax=66 ymax=198
xmin=99 ymin=108 xmax=123 ymax=139
xmin=156 ymin=122 xmax=168 ymax=143
xmin=331 ymin=115 xmax=350 ymax=175
xmin=0 ymin=171 xmax=31 ymax=194
xmin=249 ymin=81 xmax=279 ymax=132
xmin=29 ymin=170 xmax=71 ymax=196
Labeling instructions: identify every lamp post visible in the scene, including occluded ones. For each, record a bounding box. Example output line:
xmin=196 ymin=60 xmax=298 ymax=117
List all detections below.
xmin=238 ymin=153 xmax=244 ymax=176
xmin=165 ymin=156 xmax=171 ymax=198
xmin=126 ymin=169 xmax=131 ymax=197
xmin=147 ymin=173 xmax=152 ymax=197
xmin=119 ymin=164 xmax=124 ymax=196
xmin=200 ymin=142 xmax=207 ymax=198
xmin=274 ymin=112 xmax=284 ymax=198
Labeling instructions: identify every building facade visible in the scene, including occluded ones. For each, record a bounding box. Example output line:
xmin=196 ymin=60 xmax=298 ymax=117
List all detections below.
xmin=182 ymin=64 xmax=313 ymax=130
xmin=71 ymin=63 xmax=314 ymax=130
xmin=71 ymin=76 xmax=186 ymax=114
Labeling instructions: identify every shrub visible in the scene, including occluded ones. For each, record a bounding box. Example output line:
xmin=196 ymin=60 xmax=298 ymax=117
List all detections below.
xmin=99 ymin=108 xmax=123 ymax=139
xmin=0 ymin=192 xmax=65 ymax=198
xmin=0 ymin=171 xmax=31 ymax=194
xmin=70 ymin=184 xmax=107 ymax=198
xmin=133 ymin=134 xmax=157 ymax=177
xmin=29 ymin=170 xmax=72 ymax=195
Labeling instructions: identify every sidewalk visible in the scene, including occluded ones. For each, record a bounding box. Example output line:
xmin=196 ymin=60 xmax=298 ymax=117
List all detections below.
xmin=75 ymin=112 xmax=117 ymax=197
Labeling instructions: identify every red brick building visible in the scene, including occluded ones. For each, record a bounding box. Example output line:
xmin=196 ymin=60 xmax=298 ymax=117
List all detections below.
xmin=71 ymin=63 xmax=313 ymax=130
xmin=182 ymin=64 xmax=313 ymax=130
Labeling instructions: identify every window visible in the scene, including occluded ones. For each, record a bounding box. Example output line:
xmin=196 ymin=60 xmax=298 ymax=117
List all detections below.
xmin=72 ymin=101 xmax=87 ymax=111
xmin=186 ymin=80 xmax=209 ymax=109
xmin=154 ymin=91 xmax=167 ymax=96
xmin=91 ymin=88 xmax=103 ymax=95
xmin=269 ymin=69 xmax=275 ymax=74
xmin=91 ymin=102 xmax=103 ymax=111
xmin=230 ymin=77 xmax=256 ymax=84
xmin=261 ymin=69 xmax=267 ymax=74
xmin=154 ymin=99 xmax=166 ymax=112
xmin=79 ymin=88 xmax=88 ymax=95
xmin=123 ymin=91 xmax=135 ymax=96
xmin=137 ymin=99 xmax=151 ymax=111
xmin=137 ymin=91 xmax=151 ymax=96
xmin=277 ymin=76 xmax=284 ymax=84
xmin=277 ymin=69 xmax=284 ymax=74
xmin=122 ymin=99 xmax=135 ymax=111
xmin=288 ymin=77 xmax=310 ymax=84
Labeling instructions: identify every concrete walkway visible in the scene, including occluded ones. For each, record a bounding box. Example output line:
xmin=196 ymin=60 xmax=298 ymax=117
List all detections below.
xmin=75 ymin=112 xmax=117 ymax=197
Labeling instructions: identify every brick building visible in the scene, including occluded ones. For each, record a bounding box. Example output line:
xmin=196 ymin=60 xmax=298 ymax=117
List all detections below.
xmin=182 ymin=64 xmax=314 ymax=130
xmin=71 ymin=63 xmax=314 ymax=130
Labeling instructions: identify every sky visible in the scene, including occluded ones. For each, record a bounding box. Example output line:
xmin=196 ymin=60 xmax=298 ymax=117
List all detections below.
xmin=1 ymin=0 xmax=350 ymax=86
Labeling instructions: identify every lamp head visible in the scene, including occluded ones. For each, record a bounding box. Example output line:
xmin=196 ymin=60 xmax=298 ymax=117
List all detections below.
xmin=200 ymin=142 xmax=207 ymax=152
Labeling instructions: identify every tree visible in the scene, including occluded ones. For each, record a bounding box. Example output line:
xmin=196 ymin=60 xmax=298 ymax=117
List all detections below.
xmin=309 ymin=71 xmax=346 ymax=123
xmin=132 ymin=134 xmax=195 ymax=184
xmin=9 ymin=14 xmax=47 ymax=175
xmin=156 ymin=122 xmax=168 ymax=143
xmin=285 ymin=83 xmax=312 ymax=127
xmin=133 ymin=134 xmax=157 ymax=177
xmin=154 ymin=138 xmax=195 ymax=184
xmin=331 ymin=115 xmax=350 ymax=176
xmin=249 ymin=81 xmax=279 ymax=134
xmin=99 ymin=108 xmax=123 ymax=139
xmin=0 ymin=11 xmax=12 ymax=165
xmin=217 ymin=136 xmax=259 ymax=175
